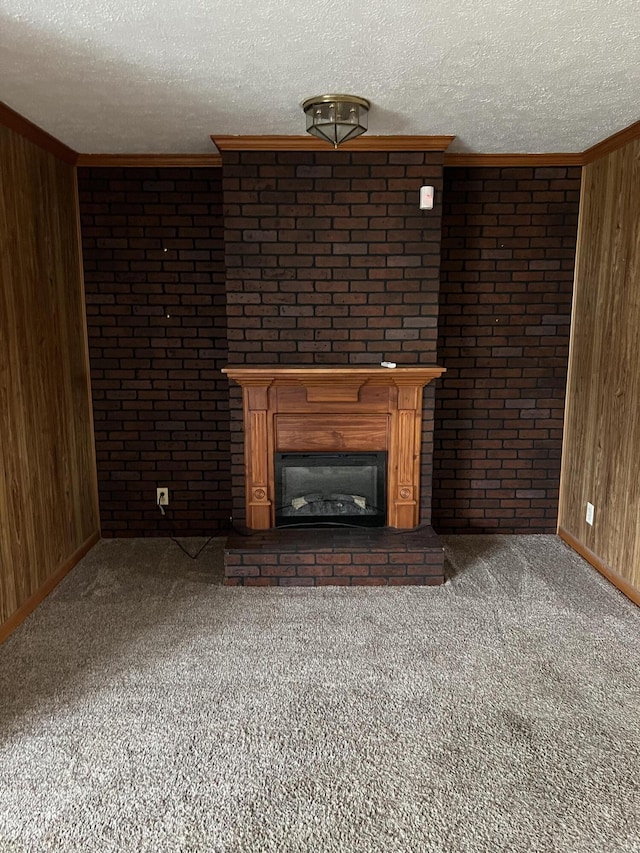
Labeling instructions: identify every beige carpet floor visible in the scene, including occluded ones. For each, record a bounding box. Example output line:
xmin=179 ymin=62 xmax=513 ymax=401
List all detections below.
xmin=0 ymin=534 xmax=639 ymax=852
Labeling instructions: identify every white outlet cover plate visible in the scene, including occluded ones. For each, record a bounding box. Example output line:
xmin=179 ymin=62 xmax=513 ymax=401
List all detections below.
xmin=586 ymin=502 xmax=594 ymax=525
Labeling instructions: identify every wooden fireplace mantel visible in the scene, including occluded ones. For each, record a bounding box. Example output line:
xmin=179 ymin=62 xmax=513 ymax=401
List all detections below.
xmin=222 ymin=365 xmax=445 ymax=530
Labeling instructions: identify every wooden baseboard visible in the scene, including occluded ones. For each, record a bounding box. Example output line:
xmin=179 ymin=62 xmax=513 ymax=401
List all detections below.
xmin=0 ymin=531 xmax=100 ymax=644
xmin=557 ymin=526 xmax=640 ymax=608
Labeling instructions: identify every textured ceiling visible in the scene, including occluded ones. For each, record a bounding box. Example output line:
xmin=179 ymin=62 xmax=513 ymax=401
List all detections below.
xmin=1 ymin=0 xmax=639 ymax=154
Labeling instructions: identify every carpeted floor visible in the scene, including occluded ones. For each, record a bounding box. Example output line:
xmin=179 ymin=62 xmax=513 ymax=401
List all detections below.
xmin=1 ymin=534 xmax=639 ymax=852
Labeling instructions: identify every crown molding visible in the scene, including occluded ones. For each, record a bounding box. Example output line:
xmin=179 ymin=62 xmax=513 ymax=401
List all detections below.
xmin=582 ymin=118 xmax=640 ymax=164
xmin=211 ymin=134 xmax=455 ymax=152
xmin=76 ymin=153 xmax=222 ymax=167
xmin=2 ymin=97 xmax=637 ymax=170
xmin=0 ymin=101 xmax=77 ymax=165
xmin=444 ymin=118 xmax=640 ymax=168
xmin=444 ymin=152 xmax=584 ymax=167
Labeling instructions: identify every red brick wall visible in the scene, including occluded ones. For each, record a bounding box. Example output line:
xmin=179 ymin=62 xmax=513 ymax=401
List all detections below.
xmin=432 ymin=166 xmax=581 ymax=533
xmin=221 ymin=150 xmax=444 ymax=526
xmin=78 ymin=161 xmax=581 ymax=538
xmin=78 ymin=168 xmax=230 ymax=536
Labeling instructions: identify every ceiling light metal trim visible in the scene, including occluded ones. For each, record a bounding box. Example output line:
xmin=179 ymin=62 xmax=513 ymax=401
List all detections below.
xmin=302 ymin=94 xmax=371 ymax=148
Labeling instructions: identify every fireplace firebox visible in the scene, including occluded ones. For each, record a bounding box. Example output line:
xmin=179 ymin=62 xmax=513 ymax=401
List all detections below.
xmin=275 ymin=452 xmax=387 ymax=528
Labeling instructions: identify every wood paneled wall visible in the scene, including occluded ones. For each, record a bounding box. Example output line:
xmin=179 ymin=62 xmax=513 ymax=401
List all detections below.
xmin=559 ymin=138 xmax=640 ymax=597
xmin=0 ymin=124 xmax=99 ymax=633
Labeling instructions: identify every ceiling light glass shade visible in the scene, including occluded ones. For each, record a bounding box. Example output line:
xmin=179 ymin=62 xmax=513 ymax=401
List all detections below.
xmin=302 ymin=95 xmax=370 ymax=147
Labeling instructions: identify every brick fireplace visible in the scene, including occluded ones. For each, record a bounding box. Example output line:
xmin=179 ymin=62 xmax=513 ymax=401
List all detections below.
xmin=217 ymin=139 xmax=449 ymax=585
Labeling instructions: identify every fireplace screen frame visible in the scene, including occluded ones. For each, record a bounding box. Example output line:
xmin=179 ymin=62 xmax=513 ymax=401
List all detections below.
xmin=275 ymin=451 xmax=387 ymax=528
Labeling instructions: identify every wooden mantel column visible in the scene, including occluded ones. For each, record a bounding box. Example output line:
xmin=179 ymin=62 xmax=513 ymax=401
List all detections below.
xmin=388 ymin=379 xmax=425 ymax=529
xmin=241 ymin=378 xmax=274 ymax=530
xmin=222 ymin=365 xmax=445 ymax=530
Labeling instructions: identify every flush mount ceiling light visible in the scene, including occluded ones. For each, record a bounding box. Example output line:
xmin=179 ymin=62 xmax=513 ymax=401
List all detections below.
xmin=302 ymin=94 xmax=370 ymax=148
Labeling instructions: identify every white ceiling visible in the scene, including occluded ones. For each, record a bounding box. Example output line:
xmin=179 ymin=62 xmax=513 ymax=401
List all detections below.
xmin=1 ymin=0 xmax=639 ymax=155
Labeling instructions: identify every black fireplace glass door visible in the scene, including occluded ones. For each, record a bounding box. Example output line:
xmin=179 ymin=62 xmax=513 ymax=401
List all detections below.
xmin=275 ymin=452 xmax=386 ymax=528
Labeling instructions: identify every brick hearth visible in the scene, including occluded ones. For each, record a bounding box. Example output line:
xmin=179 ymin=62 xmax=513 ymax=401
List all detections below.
xmin=225 ymin=527 xmax=444 ymax=587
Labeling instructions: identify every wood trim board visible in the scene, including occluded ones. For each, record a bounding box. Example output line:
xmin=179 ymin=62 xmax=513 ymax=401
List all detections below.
xmin=444 ymin=152 xmax=585 ymax=167
xmin=76 ymin=153 xmax=223 ymax=167
xmin=2 ymin=99 xmax=638 ymax=167
xmin=558 ymin=527 xmax=640 ymax=609
xmin=0 ymin=100 xmax=78 ymax=165
xmin=582 ymin=119 xmax=640 ymax=164
xmin=72 ymin=167 xmax=101 ymax=527
xmin=211 ymin=134 xmax=455 ymax=151
xmin=222 ymin=365 xmax=445 ymax=383
xmin=0 ymin=531 xmax=100 ymax=644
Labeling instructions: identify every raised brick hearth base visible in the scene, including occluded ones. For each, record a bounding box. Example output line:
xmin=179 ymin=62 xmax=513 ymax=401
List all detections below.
xmin=224 ymin=526 xmax=444 ymax=586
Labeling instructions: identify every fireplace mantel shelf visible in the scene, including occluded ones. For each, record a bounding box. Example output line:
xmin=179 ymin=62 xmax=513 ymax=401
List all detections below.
xmin=223 ymin=365 xmax=445 ymax=381
xmin=223 ymin=364 xmax=445 ymax=407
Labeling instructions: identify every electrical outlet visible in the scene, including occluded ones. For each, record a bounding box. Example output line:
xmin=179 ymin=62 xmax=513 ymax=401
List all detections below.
xmin=586 ymin=502 xmax=594 ymax=526
xmin=157 ymin=487 xmax=169 ymax=507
